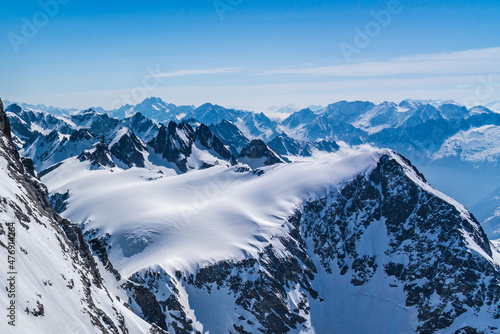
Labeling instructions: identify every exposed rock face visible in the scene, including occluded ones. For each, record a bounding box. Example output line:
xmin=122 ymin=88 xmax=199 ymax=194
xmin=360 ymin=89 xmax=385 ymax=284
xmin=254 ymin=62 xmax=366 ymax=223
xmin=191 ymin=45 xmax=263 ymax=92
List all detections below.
xmin=195 ymin=124 xmax=234 ymax=163
xmin=210 ymin=120 xmax=250 ymax=157
xmin=148 ymin=122 xmax=196 ymax=172
xmin=238 ymin=139 xmax=285 ymax=168
xmin=0 ymin=98 xmax=12 ymax=140
xmin=70 ymin=109 xmax=120 ymax=135
xmin=5 ymin=103 xmax=76 ymax=148
xmin=20 ymin=127 xmax=99 ymax=173
xmin=109 ymin=130 xmax=147 ymax=168
xmin=301 ymin=154 xmax=500 ymax=333
xmin=78 ymin=142 xmax=116 ymax=168
xmin=267 ymin=133 xmax=339 ymax=157
xmin=122 ymin=112 xmax=160 ymax=142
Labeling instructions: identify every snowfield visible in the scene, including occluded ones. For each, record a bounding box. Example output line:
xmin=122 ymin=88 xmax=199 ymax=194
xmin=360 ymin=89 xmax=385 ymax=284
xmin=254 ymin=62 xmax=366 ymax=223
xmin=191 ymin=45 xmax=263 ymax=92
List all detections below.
xmin=43 ymin=146 xmax=386 ymax=277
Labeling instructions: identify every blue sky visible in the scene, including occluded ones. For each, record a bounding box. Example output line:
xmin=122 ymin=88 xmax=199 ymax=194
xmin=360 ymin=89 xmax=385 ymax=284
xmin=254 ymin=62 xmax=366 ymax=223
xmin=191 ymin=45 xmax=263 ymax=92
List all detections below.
xmin=1 ymin=0 xmax=499 ymax=112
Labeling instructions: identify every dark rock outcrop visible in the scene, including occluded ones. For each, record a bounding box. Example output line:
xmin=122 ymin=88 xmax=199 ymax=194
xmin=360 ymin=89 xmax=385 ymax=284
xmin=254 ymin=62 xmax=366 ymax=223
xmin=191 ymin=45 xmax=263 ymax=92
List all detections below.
xmin=195 ymin=124 xmax=234 ymax=163
xmin=210 ymin=120 xmax=250 ymax=157
xmin=109 ymin=130 xmax=147 ymax=168
xmin=78 ymin=142 xmax=116 ymax=168
xmin=238 ymin=139 xmax=285 ymax=167
xmin=0 ymin=98 xmax=12 ymax=140
xmin=148 ymin=121 xmax=234 ymax=172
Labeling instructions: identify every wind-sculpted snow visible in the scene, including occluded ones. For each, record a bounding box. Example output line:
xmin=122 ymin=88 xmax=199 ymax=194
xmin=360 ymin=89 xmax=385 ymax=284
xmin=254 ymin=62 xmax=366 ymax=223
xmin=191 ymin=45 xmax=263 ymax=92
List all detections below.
xmin=43 ymin=146 xmax=383 ymax=277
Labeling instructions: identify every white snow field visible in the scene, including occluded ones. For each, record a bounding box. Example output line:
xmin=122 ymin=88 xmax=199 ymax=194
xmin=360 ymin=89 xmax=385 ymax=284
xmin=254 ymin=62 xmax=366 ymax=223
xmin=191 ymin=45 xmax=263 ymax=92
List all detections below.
xmin=43 ymin=146 xmax=385 ymax=277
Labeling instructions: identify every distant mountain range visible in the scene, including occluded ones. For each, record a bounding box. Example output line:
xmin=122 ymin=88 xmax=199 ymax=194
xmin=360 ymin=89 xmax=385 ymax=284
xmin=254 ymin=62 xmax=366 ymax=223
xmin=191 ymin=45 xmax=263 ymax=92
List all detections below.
xmin=5 ymin=97 xmax=500 ymax=229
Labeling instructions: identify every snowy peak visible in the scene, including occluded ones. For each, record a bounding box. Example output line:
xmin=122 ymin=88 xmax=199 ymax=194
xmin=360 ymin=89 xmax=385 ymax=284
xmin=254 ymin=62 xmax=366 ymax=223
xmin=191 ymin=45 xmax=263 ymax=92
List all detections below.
xmin=108 ymin=127 xmax=148 ymax=168
xmin=22 ymin=128 xmax=98 ymax=172
xmin=195 ymin=123 xmax=234 ymax=163
xmin=122 ymin=112 xmax=160 ymax=142
xmin=281 ymin=108 xmax=316 ymax=129
xmin=267 ymin=132 xmax=339 ymax=157
xmin=438 ymin=103 xmax=471 ymax=120
xmin=323 ymin=100 xmax=376 ymax=122
xmin=108 ymin=98 xmax=194 ymax=122
xmin=78 ymin=141 xmax=116 ymax=169
xmin=71 ymin=110 xmax=120 ymax=134
xmin=188 ymin=103 xmax=234 ymax=125
xmin=433 ymin=125 xmax=500 ymax=162
xmin=6 ymin=103 xmax=74 ymax=147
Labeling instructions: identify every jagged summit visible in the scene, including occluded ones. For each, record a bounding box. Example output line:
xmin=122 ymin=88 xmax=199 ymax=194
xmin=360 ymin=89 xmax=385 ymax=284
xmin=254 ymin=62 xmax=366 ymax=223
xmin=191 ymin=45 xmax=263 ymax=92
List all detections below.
xmin=149 ymin=120 xmax=235 ymax=172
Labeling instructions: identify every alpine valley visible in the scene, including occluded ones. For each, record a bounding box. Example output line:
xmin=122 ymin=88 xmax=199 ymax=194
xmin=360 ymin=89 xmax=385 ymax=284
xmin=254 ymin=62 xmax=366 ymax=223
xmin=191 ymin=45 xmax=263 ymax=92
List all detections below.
xmin=2 ymin=97 xmax=500 ymax=334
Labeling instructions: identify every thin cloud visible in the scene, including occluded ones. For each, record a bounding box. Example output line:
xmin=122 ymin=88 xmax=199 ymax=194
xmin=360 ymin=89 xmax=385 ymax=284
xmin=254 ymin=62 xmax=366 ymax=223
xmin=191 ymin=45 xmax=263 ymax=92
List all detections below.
xmin=257 ymin=47 xmax=500 ymax=78
xmin=153 ymin=67 xmax=243 ymax=78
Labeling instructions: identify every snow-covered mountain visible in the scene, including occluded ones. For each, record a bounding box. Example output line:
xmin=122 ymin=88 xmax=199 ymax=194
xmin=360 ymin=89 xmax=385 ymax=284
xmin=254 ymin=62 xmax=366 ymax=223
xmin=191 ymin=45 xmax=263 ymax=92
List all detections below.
xmin=209 ymin=120 xmax=251 ymax=157
xmin=3 ymin=99 xmax=79 ymax=117
xmin=5 ymin=98 xmax=500 ymax=235
xmin=149 ymin=121 xmax=235 ymax=173
xmin=105 ymin=98 xmax=280 ymax=142
xmin=0 ymin=99 xmax=166 ymax=333
xmin=108 ymin=97 xmax=195 ymax=122
xmin=433 ymin=125 xmax=500 ymax=162
xmin=267 ymin=133 xmax=339 ymax=158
